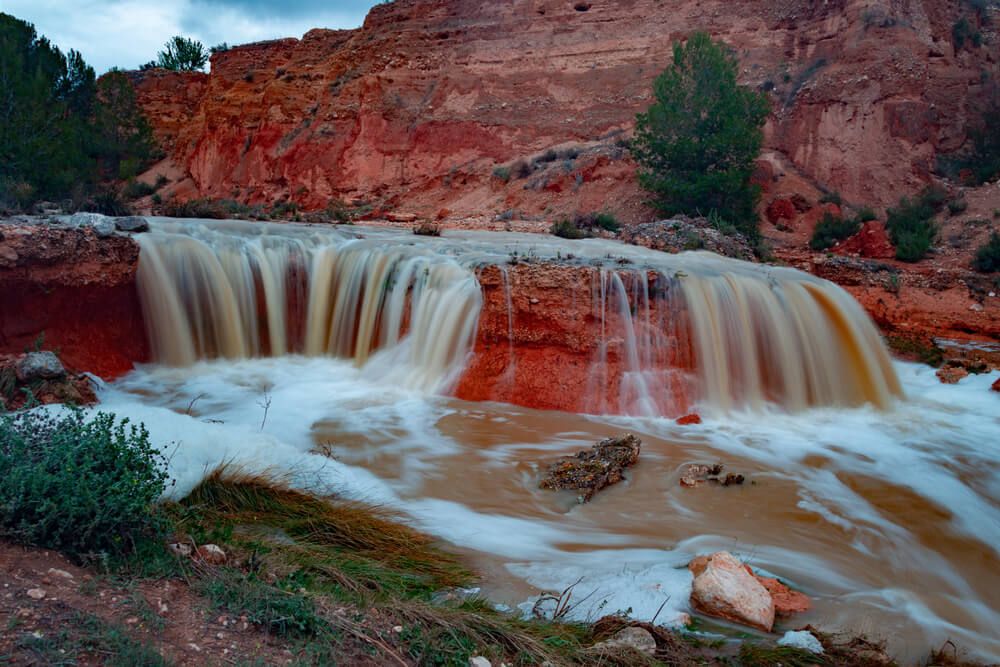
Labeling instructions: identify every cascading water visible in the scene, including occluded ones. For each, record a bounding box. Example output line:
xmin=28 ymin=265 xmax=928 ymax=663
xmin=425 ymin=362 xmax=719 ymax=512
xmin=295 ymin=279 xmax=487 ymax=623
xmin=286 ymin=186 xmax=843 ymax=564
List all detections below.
xmin=135 ymin=220 xmax=482 ymax=393
xmin=135 ymin=218 xmax=901 ymax=413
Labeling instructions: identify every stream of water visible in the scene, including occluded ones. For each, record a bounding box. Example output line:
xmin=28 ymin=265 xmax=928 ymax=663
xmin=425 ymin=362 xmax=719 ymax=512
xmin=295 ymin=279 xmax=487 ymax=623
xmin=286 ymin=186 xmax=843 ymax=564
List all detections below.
xmin=87 ymin=219 xmax=1000 ymax=662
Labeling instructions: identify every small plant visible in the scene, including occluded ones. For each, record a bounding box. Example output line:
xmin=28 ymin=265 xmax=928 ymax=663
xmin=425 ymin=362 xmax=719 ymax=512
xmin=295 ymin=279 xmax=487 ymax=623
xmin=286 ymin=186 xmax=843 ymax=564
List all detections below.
xmin=973 ymin=231 xmax=1000 ymax=272
xmin=885 ymin=187 xmax=942 ymax=262
xmin=513 ymin=159 xmax=532 ymax=179
xmin=550 ymin=219 xmax=588 ymax=239
xmin=994 ymin=209 xmax=1000 ymax=218
xmin=947 ymin=198 xmax=968 ymax=215
xmin=122 ymin=179 xmax=156 ymax=200
xmin=819 ymin=190 xmax=842 ymax=206
xmin=0 ymin=410 xmax=170 ymax=561
xmin=855 ymin=206 xmax=877 ymax=222
xmin=492 ymin=166 xmax=510 ymax=182
xmin=592 ymin=212 xmax=620 ymax=232
xmin=809 ymin=211 xmax=860 ymax=250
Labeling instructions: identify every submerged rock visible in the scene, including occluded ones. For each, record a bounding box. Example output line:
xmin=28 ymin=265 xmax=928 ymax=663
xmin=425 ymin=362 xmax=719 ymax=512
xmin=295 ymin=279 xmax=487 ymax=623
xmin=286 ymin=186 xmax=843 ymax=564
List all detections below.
xmin=689 ymin=551 xmax=774 ymax=632
xmin=539 ymin=433 xmax=640 ymax=502
xmin=936 ymin=365 xmax=969 ymax=384
xmin=679 ymin=463 xmax=744 ymax=488
xmin=749 ymin=569 xmax=810 ymax=617
xmin=676 ymin=413 xmax=702 ymax=425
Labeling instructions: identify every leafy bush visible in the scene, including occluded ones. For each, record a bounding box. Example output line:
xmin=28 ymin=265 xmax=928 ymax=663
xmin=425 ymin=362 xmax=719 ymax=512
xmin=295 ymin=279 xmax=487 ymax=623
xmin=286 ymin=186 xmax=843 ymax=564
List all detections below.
xmin=886 ymin=189 xmax=941 ymax=262
xmin=947 ymin=198 xmax=968 ymax=215
xmin=809 ymin=211 xmax=861 ymax=250
xmin=88 ymin=188 xmax=133 ymax=216
xmin=819 ymin=190 xmax=842 ymax=206
xmin=592 ymin=212 xmax=620 ymax=231
xmin=0 ymin=410 xmax=170 ymax=561
xmin=973 ymin=231 xmax=1000 ymax=272
xmin=122 ymin=179 xmax=155 ymax=199
xmin=156 ymin=36 xmax=208 ymax=72
xmin=492 ymin=166 xmax=510 ymax=182
xmin=550 ymin=219 xmax=587 ymax=239
xmin=855 ymin=206 xmax=877 ymax=222
xmin=632 ymin=32 xmax=770 ymax=240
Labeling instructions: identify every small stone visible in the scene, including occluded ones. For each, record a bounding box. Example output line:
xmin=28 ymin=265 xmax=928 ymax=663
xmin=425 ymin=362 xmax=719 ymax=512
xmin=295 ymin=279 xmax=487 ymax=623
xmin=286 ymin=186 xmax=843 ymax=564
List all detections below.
xmin=679 ymin=463 xmax=723 ymax=487
xmin=778 ymin=630 xmax=824 ymax=654
xmin=115 ymin=216 xmax=150 ymax=233
xmin=392 ymin=625 xmax=404 ymax=633
xmin=168 ymin=543 xmax=193 ymax=558
xmin=46 ymin=568 xmax=74 ymax=580
xmin=15 ymin=351 xmax=65 ymax=382
xmin=187 ymin=643 xmax=201 ymax=653
xmin=125 ymin=616 xmax=139 ymax=625
xmin=468 ymin=657 xmax=492 ymax=667
xmin=26 ymin=588 xmax=46 ymax=600
xmin=195 ymin=544 xmax=227 ymax=565
xmin=594 ymin=626 xmax=657 ymax=656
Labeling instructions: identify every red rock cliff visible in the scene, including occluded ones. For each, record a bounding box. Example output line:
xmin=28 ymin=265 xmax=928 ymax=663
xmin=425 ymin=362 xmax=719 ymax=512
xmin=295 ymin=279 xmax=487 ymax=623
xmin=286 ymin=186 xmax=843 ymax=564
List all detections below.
xmin=131 ymin=0 xmax=997 ymax=219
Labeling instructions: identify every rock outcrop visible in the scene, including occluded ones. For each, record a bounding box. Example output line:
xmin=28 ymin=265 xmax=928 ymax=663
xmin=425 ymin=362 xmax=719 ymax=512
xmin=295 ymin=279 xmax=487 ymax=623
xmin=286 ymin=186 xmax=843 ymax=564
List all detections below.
xmin=129 ymin=0 xmax=998 ymax=220
xmin=0 ymin=221 xmax=148 ymax=378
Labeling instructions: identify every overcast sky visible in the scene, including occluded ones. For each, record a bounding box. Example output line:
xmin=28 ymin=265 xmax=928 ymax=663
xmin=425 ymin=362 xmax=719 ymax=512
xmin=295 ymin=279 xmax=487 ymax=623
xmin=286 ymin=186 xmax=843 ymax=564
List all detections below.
xmin=1 ymin=0 xmax=380 ymax=73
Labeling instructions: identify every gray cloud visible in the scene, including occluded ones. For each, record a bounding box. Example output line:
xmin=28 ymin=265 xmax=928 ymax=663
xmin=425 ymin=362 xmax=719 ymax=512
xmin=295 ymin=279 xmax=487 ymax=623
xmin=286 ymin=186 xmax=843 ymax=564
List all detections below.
xmin=1 ymin=0 xmax=378 ymax=73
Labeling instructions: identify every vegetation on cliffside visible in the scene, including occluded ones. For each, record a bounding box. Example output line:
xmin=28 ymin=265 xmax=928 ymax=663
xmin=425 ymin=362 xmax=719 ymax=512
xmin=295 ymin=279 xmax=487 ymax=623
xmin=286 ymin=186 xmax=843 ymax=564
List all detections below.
xmin=631 ymin=32 xmax=770 ymax=242
xmin=0 ymin=13 xmax=156 ymax=213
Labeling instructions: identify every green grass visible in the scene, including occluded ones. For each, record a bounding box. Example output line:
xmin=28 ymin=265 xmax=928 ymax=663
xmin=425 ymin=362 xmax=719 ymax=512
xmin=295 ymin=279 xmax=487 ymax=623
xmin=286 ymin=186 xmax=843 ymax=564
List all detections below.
xmin=810 ymin=211 xmax=861 ymax=250
xmin=16 ymin=613 xmax=170 ymax=667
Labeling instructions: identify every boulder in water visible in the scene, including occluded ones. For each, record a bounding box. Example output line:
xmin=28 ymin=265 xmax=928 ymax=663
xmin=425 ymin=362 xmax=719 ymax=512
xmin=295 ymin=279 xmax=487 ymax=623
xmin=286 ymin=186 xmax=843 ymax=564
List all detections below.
xmin=539 ymin=433 xmax=640 ymax=502
xmin=689 ymin=551 xmax=775 ymax=632
xmin=991 ymin=377 xmax=999 ymax=393
xmin=115 ymin=216 xmax=149 ymax=233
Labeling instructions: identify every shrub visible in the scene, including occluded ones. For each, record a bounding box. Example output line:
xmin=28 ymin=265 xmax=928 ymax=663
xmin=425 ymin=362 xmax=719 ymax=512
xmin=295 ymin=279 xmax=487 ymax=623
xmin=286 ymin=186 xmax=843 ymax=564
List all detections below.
xmin=886 ymin=191 xmax=939 ymax=262
xmin=592 ymin=212 xmax=620 ymax=232
xmin=947 ymin=198 xmax=968 ymax=215
xmin=855 ymin=206 xmax=877 ymax=222
xmin=819 ymin=190 xmax=842 ymax=206
xmin=0 ymin=410 xmax=170 ymax=561
xmin=809 ymin=211 xmax=861 ymax=250
xmin=122 ymin=179 xmax=155 ymax=199
xmin=550 ymin=219 xmax=588 ymax=239
xmin=156 ymin=36 xmax=208 ymax=72
xmin=512 ymin=159 xmax=532 ymax=179
xmin=973 ymin=231 xmax=1000 ymax=272
xmin=952 ymin=17 xmax=981 ymax=49
xmin=632 ymin=32 xmax=770 ymax=240
xmin=89 ymin=188 xmax=133 ymax=216
xmin=492 ymin=166 xmax=510 ymax=182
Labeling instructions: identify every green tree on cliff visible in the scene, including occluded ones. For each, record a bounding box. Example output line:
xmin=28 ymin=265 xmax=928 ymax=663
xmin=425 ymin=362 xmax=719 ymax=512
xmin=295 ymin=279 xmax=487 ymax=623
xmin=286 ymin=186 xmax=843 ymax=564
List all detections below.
xmin=156 ymin=36 xmax=208 ymax=72
xmin=90 ymin=70 xmax=156 ymax=180
xmin=631 ymin=32 xmax=770 ymax=239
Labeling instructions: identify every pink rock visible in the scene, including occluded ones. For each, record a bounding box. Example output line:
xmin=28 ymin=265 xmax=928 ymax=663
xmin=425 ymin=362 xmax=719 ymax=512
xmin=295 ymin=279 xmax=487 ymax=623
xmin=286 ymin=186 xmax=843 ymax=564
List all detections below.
xmin=195 ymin=544 xmax=227 ymax=565
xmin=689 ymin=552 xmax=775 ymax=632
xmin=676 ymin=413 xmax=702 ymax=425
xmin=991 ymin=378 xmax=999 ymax=393
xmin=936 ymin=366 xmax=968 ymax=385
xmin=746 ymin=567 xmax=811 ymax=617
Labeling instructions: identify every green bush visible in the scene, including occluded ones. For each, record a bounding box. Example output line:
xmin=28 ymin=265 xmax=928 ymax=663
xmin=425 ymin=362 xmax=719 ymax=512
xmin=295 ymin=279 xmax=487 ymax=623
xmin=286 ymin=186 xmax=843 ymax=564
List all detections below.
xmin=492 ymin=166 xmax=510 ymax=182
xmin=122 ymin=179 xmax=155 ymax=199
xmin=550 ymin=219 xmax=587 ymax=239
xmin=156 ymin=36 xmax=208 ymax=72
xmin=973 ymin=231 xmax=1000 ymax=272
xmin=886 ymin=190 xmax=940 ymax=262
xmin=592 ymin=212 xmax=620 ymax=232
xmin=819 ymin=190 xmax=842 ymax=206
xmin=947 ymin=198 xmax=968 ymax=215
xmin=855 ymin=206 xmax=877 ymax=222
xmin=631 ymin=32 xmax=770 ymax=240
xmin=0 ymin=410 xmax=170 ymax=561
xmin=809 ymin=211 xmax=861 ymax=250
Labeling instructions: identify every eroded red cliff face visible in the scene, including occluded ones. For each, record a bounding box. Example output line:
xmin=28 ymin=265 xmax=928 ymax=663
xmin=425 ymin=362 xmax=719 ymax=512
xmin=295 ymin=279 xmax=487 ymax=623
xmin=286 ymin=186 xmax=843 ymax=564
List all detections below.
xmin=131 ymin=0 xmax=997 ymax=219
xmin=455 ymin=264 xmax=696 ymax=415
xmin=0 ymin=225 xmax=148 ymax=378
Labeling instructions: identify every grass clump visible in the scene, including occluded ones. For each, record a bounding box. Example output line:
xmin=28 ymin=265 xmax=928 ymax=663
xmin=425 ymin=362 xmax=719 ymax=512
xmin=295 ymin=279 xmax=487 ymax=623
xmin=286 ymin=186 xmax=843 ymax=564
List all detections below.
xmin=492 ymin=165 xmax=511 ymax=182
xmin=549 ymin=212 xmax=620 ymax=239
xmin=973 ymin=231 xmax=1000 ymax=272
xmin=16 ymin=612 xmax=169 ymax=667
xmin=198 ymin=568 xmax=328 ymax=637
xmin=886 ymin=186 xmax=943 ymax=262
xmin=0 ymin=410 xmax=170 ymax=562
xmin=809 ymin=211 xmax=861 ymax=250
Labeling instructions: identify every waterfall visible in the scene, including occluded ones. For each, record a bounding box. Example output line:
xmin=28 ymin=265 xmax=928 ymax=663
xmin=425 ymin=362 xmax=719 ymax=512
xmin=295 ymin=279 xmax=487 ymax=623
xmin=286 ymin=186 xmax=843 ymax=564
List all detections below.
xmin=135 ymin=219 xmax=901 ymax=413
xmin=135 ymin=220 xmax=482 ymax=393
